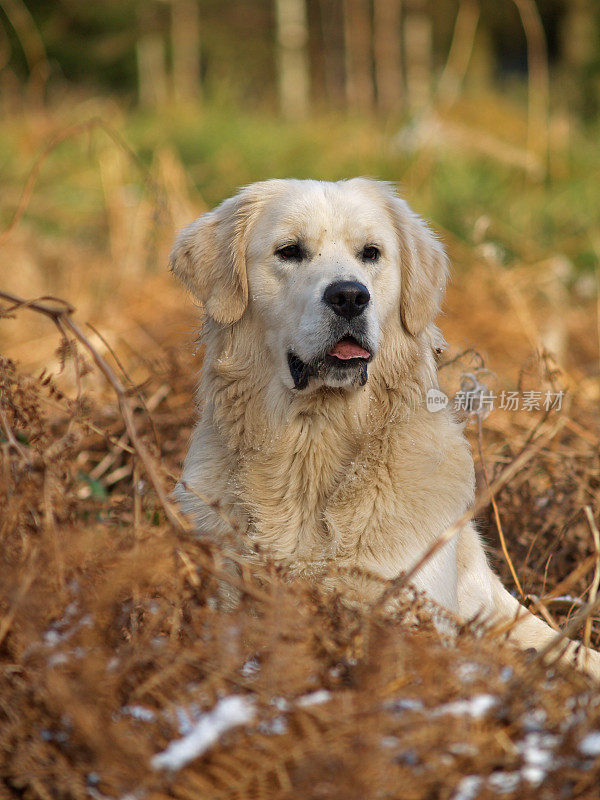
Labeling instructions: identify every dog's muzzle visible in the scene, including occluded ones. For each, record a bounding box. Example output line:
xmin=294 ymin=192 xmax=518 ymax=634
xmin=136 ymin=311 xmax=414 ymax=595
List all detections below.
xmin=287 ymin=334 xmax=372 ymax=390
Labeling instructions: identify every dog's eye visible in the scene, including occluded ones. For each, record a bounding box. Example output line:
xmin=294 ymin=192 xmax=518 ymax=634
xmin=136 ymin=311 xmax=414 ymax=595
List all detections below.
xmin=362 ymin=245 xmax=380 ymax=261
xmin=276 ymin=244 xmax=304 ymax=261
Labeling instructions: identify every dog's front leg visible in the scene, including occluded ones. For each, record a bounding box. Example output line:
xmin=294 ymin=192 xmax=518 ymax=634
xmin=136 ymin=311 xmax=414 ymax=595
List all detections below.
xmin=456 ymin=524 xmax=600 ymax=680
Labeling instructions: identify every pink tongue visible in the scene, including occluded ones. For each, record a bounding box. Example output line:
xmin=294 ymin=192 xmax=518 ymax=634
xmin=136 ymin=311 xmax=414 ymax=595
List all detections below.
xmin=328 ymin=339 xmax=370 ymax=360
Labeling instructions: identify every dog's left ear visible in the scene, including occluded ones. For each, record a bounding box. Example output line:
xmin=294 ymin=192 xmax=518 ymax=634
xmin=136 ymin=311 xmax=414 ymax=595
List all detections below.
xmin=170 ymin=187 xmax=262 ymax=325
xmin=386 ymin=193 xmax=449 ymax=336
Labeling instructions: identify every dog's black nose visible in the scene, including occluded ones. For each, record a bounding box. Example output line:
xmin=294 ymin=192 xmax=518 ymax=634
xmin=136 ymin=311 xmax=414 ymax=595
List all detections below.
xmin=323 ymin=281 xmax=370 ymax=319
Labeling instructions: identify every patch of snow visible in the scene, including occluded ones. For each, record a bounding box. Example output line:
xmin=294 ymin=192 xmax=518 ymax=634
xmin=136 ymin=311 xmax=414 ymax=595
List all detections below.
xmin=44 ymin=630 xmax=62 ymax=646
xmin=42 ymin=609 xmax=92 ymax=651
xmin=515 ymin=732 xmax=558 ymax=786
xmin=433 ymin=694 xmax=497 ymax=719
xmin=387 ymin=697 xmax=424 ymax=712
xmin=448 ymin=742 xmax=477 ymax=757
xmin=258 ymin=716 xmax=288 ymax=735
xmin=487 ymin=772 xmax=520 ymax=793
xmin=296 ymin=689 xmax=331 ymax=707
xmin=47 ymin=652 xmax=69 ymax=667
xmin=451 ymin=775 xmax=482 ymax=800
xmin=40 ymin=728 xmax=69 ymax=743
xmin=240 ymin=657 xmax=260 ymax=678
xmin=175 ymin=704 xmax=202 ymax=736
xmin=397 ymin=749 xmax=419 ymax=766
xmin=381 ymin=736 xmax=400 ymax=748
xmin=521 ymin=765 xmax=545 ymax=786
xmin=122 ymin=705 xmax=156 ymax=723
xmin=270 ymin=696 xmax=290 ymax=712
xmin=499 ymin=666 xmax=513 ymax=682
xmin=520 ymin=708 xmax=547 ymax=732
xmin=151 ymin=695 xmax=255 ymax=771
xmin=518 ymin=732 xmax=557 ymax=764
xmin=579 ymin=731 xmax=600 ymax=757
xmin=456 ymin=663 xmax=480 ymax=684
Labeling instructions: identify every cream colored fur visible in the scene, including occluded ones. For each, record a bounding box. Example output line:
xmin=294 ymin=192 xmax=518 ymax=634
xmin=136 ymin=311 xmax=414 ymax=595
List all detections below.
xmin=172 ymin=178 xmax=600 ymax=679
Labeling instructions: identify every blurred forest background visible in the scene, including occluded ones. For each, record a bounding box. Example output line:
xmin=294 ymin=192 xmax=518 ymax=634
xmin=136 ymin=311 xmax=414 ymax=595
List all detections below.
xmin=2 ymin=1 xmax=600 ymax=268
xmin=2 ymin=0 xmax=600 ymax=116
xmin=2 ymin=0 xmax=600 ymax=368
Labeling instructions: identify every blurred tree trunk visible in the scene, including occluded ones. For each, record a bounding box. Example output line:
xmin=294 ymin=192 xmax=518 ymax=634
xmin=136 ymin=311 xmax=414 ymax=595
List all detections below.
xmin=318 ymin=0 xmax=346 ymax=107
xmin=561 ymin=0 xmax=597 ymax=115
xmin=373 ymin=0 xmax=403 ymax=114
xmin=562 ymin=0 xmax=595 ymax=70
xmin=0 ymin=0 xmax=48 ymax=105
xmin=275 ymin=0 xmax=311 ymax=118
xmin=404 ymin=0 xmax=432 ymax=113
xmin=344 ymin=0 xmax=374 ymax=110
xmin=437 ymin=0 xmax=480 ymax=108
xmin=136 ymin=5 xmax=168 ymax=108
xmin=513 ymin=0 xmax=549 ymax=171
xmin=170 ymin=0 xmax=201 ymax=104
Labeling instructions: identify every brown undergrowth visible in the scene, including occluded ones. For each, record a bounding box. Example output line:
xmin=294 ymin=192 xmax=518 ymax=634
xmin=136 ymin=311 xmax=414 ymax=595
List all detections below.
xmin=2 ymin=277 xmax=600 ymax=800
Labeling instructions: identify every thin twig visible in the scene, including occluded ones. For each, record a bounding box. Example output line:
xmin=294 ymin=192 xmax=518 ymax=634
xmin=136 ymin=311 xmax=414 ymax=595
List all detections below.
xmin=477 ymin=414 xmax=525 ymax=600
xmin=535 ymin=594 xmax=600 ymax=666
xmin=563 ymin=417 xmax=599 ymax=448
xmin=86 ymin=321 xmax=161 ymax=450
xmin=37 ymin=393 xmax=136 ymax=456
xmin=438 ymin=347 xmax=485 ymax=372
xmin=0 ymin=554 xmax=37 ymax=648
xmin=43 ymin=467 xmax=65 ymax=590
xmin=180 ymin=479 xmax=242 ymax=536
xmin=187 ymin=546 xmax=271 ymax=605
xmin=0 ymin=392 xmax=31 ymax=462
xmin=583 ymin=506 xmax=600 ymax=648
xmin=542 ymin=552 xmax=599 ymax=602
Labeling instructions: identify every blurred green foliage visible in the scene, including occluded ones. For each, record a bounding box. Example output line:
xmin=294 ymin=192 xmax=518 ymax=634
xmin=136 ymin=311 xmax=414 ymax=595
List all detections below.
xmin=1 ymin=2 xmax=599 ymax=281
xmin=2 ymin=101 xmax=599 ymax=276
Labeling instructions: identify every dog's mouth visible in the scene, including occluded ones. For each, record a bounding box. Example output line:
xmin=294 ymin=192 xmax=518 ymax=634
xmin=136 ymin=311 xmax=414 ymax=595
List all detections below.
xmin=326 ymin=337 xmax=371 ymax=363
xmin=288 ymin=337 xmax=372 ymax=390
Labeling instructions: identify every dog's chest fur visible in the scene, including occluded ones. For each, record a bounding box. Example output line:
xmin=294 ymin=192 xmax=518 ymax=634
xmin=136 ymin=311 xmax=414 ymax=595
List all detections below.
xmin=240 ymin=402 xmax=366 ymax=565
xmin=175 ymin=320 xmax=475 ymax=610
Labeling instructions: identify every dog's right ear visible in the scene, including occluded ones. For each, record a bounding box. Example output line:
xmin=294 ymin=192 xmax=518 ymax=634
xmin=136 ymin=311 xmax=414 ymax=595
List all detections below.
xmin=170 ymin=190 xmax=255 ymax=325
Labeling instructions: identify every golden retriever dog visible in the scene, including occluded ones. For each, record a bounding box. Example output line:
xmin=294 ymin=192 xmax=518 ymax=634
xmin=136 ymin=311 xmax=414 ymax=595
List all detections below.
xmin=171 ymin=178 xmax=600 ymax=678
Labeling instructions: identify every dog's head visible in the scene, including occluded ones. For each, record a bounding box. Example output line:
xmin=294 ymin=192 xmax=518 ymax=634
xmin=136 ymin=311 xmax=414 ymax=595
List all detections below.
xmin=171 ymin=178 xmax=448 ymax=391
